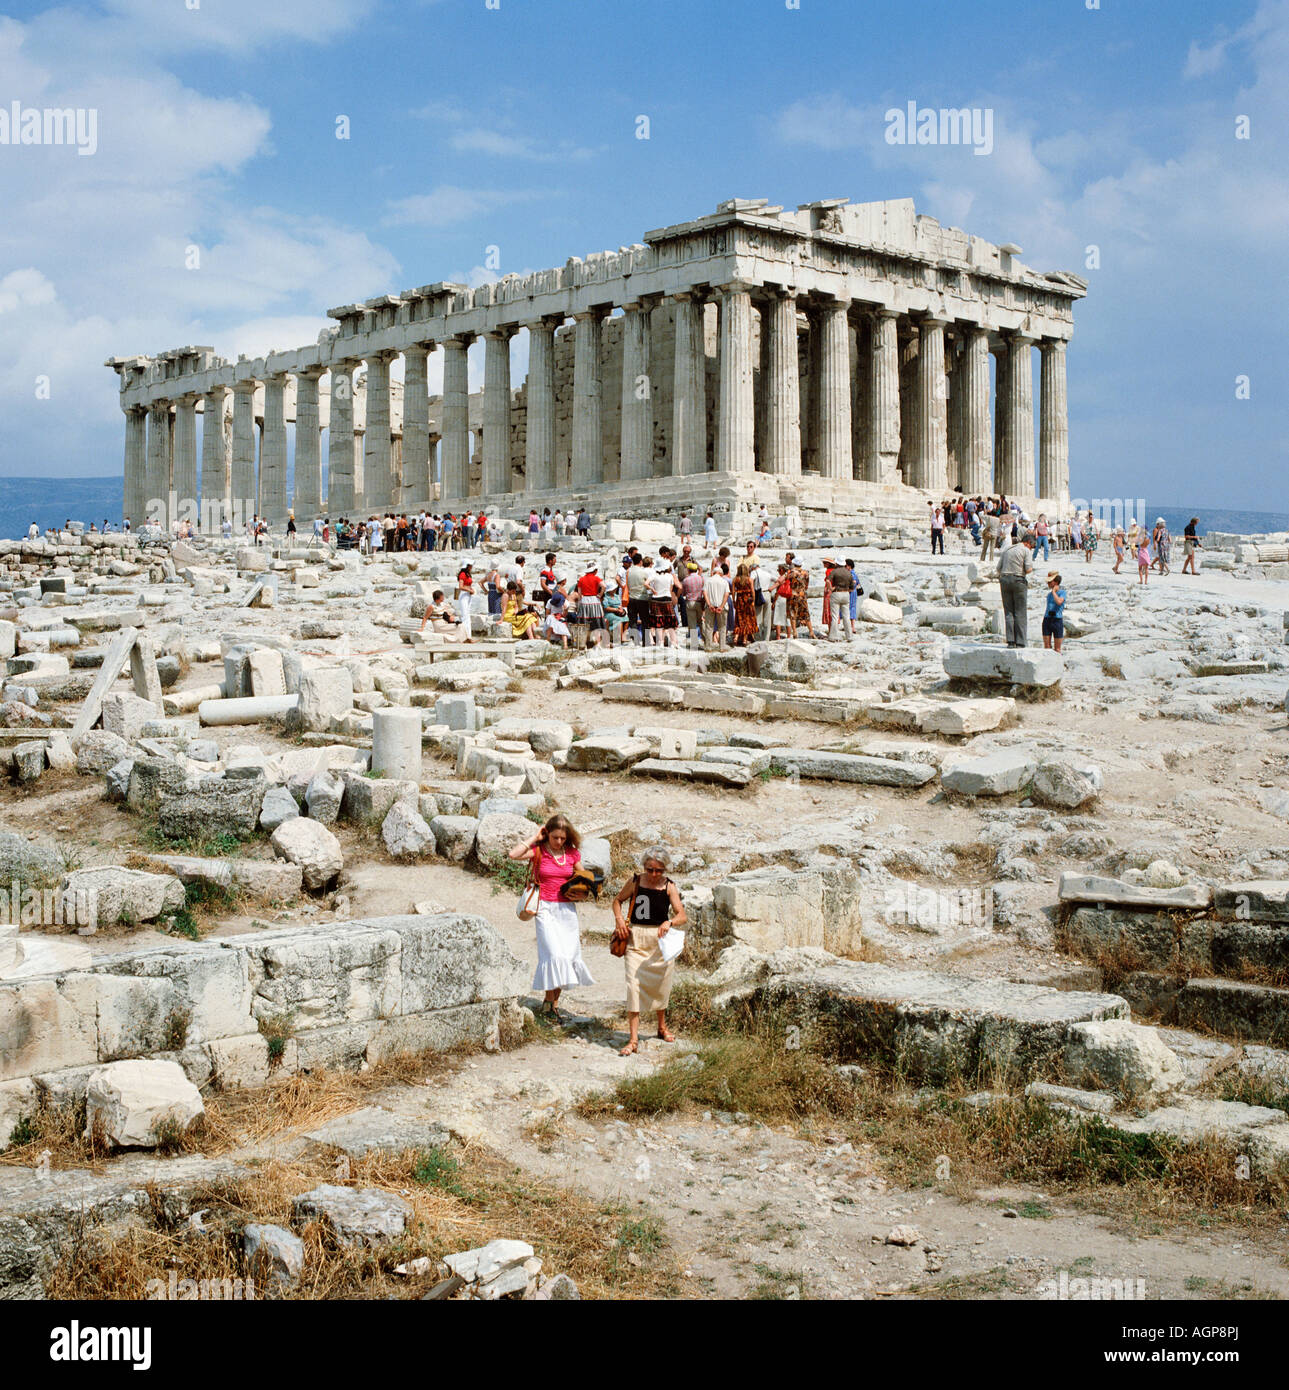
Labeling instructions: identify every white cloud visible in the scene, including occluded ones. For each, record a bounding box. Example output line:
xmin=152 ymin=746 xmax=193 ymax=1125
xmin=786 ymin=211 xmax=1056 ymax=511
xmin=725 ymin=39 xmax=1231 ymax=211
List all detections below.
xmin=384 ymin=185 xmax=545 ymax=228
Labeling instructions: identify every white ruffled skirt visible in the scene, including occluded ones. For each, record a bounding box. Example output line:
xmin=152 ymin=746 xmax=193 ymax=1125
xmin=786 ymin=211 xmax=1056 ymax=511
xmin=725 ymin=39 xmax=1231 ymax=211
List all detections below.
xmin=532 ymin=900 xmax=595 ymax=992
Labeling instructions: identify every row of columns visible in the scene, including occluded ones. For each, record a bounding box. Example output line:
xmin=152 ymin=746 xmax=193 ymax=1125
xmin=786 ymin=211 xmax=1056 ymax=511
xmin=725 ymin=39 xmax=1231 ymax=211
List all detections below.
xmin=122 ymin=289 xmax=1069 ymax=525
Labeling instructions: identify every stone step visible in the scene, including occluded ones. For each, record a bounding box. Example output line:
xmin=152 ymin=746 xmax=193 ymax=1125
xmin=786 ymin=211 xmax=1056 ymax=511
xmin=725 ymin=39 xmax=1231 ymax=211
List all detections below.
xmin=1175 ymin=978 xmax=1289 ymax=1044
xmin=751 ymin=961 xmax=1128 ymax=1084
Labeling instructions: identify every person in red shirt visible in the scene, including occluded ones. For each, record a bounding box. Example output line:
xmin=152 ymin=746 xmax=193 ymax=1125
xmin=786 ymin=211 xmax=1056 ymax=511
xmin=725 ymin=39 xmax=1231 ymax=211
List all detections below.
xmin=574 ymin=562 xmax=607 ymax=648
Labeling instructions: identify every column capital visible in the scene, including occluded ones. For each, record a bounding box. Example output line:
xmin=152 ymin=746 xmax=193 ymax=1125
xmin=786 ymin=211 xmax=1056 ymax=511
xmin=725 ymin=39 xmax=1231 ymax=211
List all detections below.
xmin=716 ymin=279 xmax=756 ymax=297
xmin=1040 ymin=336 xmax=1068 ymax=353
xmin=484 ymin=323 xmax=518 ymax=341
xmin=296 ymin=364 xmax=326 ymax=380
xmin=572 ymin=307 xmax=606 ymax=323
xmin=444 ymin=332 xmax=476 ymax=348
xmin=1006 ymin=330 xmax=1038 ymax=347
xmin=364 ymin=348 xmax=398 ymax=365
xmin=403 ymin=342 xmax=432 ymax=360
xmin=670 ymin=287 xmax=709 ymax=304
xmin=522 ymin=313 xmax=563 ymax=332
xmin=174 ymin=391 xmax=199 ymax=406
xmin=919 ymin=314 xmax=951 ymax=328
xmin=231 ymin=378 xmax=258 ymax=395
xmin=762 ymin=283 xmax=800 ymax=301
xmin=811 ymin=290 xmax=851 ymax=309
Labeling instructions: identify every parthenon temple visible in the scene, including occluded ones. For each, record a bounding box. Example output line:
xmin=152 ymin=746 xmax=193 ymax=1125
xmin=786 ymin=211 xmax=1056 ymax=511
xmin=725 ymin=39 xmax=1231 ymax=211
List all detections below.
xmin=106 ymin=196 xmax=1086 ymax=530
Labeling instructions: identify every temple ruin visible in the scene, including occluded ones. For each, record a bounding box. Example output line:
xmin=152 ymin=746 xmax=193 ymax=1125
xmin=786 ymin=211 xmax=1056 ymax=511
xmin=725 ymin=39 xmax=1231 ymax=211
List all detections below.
xmin=106 ymin=196 xmax=1086 ymax=530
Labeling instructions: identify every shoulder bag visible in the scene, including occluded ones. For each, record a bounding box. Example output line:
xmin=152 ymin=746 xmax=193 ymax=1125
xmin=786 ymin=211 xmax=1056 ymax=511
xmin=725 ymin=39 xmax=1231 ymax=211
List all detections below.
xmin=516 ymin=850 xmax=540 ymax=921
xmin=610 ymin=876 xmax=635 ymax=957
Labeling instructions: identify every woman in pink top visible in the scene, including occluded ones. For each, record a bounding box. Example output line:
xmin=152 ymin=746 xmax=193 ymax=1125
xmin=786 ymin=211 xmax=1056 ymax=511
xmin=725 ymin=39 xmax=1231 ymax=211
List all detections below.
xmin=509 ymin=814 xmax=594 ymax=1019
xmin=1137 ymin=540 xmax=1151 ymax=585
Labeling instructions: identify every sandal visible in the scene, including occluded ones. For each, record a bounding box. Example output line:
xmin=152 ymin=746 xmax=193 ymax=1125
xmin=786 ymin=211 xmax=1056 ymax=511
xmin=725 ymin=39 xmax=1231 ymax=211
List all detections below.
xmin=618 ymin=1040 xmax=639 ymax=1056
xmin=656 ymin=1029 xmax=676 ymax=1043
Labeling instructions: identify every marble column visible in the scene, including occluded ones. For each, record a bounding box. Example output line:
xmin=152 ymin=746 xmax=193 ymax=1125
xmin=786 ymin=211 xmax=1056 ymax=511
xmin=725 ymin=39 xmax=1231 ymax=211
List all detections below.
xmin=524 ymin=320 xmax=556 ymax=493
xmin=1001 ymin=333 xmax=1035 ymax=496
xmin=230 ymin=383 xmax=257 ymax=524
xmin=915 ymin=317 xmax=949 ymax=493
xmin=992 ymin=346 xmax=1009 ymax=492
xmin=946 ymin=339 xmax=964 ymax=485
xmin=200 ymin=387 xmax=230 ymax=519
xmin=671 ymin=291 xmax=707 ymax=475
xmin=717 ymin=282 xmax=755 ymax=474
xmin=764 ymin=289 xmax=801 ymax=476
xmin=817 ymin=296 xmax=852 ymax=481
xmin=866 ymin=310 xmax=901 ymax=484
xmin=294 ymin=369 xmax=323 ymax=519
xmin=363 ymin=351 xmax=394 ymax=512
xmin=619 ymin=301 xmax=653 ymax=482
xmin=326 ymin=362 xmax=357 ymax=515
xmin=401 ymin=344 xmax=431 ymax=511
xmin=123 ymin=407 xmax=147 ymax=528
xmin=259 ymin=374 xmax=288 ymax=522
xmin=173 ymin=395 xmax=198 ymax=524
xmin=483 ymin=329 xmax=515 ymax=496
xmin=1039 ymin=338 xmax=1069 ymax=501
xmin=572 ymin=310 xmax=605 ymax=487
xmin=145 ymin=401 xmax=172 ymax=521
xmin=960 ymin=328 xmax=992 ymax=494
xmin=442 ymin=336 xmax=472 ymax=503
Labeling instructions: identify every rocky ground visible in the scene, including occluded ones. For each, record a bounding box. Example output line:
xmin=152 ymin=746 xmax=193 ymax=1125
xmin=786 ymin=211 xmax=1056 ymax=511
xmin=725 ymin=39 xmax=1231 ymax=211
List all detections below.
xmin=0 ymin=520 xmax=1287 ymax=1300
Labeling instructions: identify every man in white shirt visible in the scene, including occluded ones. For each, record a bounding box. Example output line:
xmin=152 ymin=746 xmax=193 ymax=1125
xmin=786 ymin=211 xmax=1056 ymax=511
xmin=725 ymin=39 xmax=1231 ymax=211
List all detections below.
xmin=701 ymin=567 xmax=730 ymax=650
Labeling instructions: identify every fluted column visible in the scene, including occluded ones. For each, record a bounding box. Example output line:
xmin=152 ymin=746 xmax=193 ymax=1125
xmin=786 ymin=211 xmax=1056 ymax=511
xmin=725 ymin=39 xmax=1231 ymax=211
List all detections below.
xmin=293 ymin=369 xmax=323 ymax=518
xmin=816 ymin=296 xmax=852 ymax=481
xmin=123 ymin=407 xmax=147 ymax=528
xmin=960 ymin=328 xmax=992 ymax=494
xmin=764 ymin=289 xmax=802 ymax=476
xmin=618 ymin=301 xmax=653 ymax=481
xmin=865 ymin=310 xmax=901 ymax=484
xmin=572 ymin=310 xmax=605 ymax=487
xmin=259 ymin=374 xmax=288 ymax=522
xmin=717 ymin=282 xmax=755 ymax=474
xmin=946 ymin=340 xmax=964 ymax=485
xmin=915 ymin=317 xmax=948 ymax=493
xmin=524 ymin=320 xmax=556 ymax=492
xmin=172 ymin=395 xmax=198 ymax=525
xmin=325 ymin=362 xmax=356 ymax=514
xmin=363 ymin=351 xmax=394 ymax=511
xmin=1039 ymin=338 xmax=1069 ymax=501
xmin=482 ymin=328 xmax=515 ymax=496
xmin=230 ymin=383 xmax=257 ymax=522
xmin=1001 ymin=333 xmax=1035 ymax=495
xmin=200 ymin=387 xmax=230 ymax=518
xmin=399 ymin=344 xmax=431 ymax=511
xmin=671 ymin=292 xmax=707 ymax=475
xmin=992 ymin=344 xmax=1010 ymax=492
xmin=442 ymin=336 xmax=472 ymax=503
xmin=145 ymin=401 xmax=172 ymax=520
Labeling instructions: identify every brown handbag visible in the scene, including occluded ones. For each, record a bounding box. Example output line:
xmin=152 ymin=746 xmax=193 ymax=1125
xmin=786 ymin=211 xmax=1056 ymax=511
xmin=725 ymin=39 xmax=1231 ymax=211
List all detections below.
xmin=610 ymin=874 xmax=636 ymax=956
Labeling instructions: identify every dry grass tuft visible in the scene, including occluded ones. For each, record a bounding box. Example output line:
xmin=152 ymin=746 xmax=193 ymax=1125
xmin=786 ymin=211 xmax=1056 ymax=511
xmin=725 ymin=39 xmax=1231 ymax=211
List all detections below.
xmin=44 ymin=1144 xmax=683 ymax=1301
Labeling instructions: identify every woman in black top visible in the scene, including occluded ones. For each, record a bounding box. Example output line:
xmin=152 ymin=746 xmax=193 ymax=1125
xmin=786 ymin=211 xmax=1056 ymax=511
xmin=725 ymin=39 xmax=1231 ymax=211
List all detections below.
xmin=611 ymin=848 xmax=687 ymax=1056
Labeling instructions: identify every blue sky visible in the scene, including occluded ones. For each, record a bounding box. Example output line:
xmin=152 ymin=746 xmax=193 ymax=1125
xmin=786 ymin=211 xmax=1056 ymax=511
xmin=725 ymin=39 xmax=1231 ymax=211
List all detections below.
xmin=0 ymin=0 xmax=1285 ymax=512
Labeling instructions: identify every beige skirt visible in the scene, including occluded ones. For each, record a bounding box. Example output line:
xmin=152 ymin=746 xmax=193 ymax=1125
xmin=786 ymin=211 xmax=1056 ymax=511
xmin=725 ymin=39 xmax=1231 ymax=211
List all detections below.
xmin=624 ymin=925 xmax=675 ymax=1012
